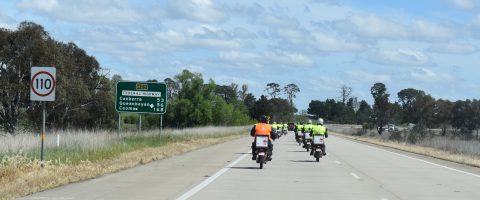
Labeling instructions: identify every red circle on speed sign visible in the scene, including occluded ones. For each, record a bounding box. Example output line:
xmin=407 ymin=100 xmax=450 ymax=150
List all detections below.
xmin=31 ymin=71 xmax=56 ymax=97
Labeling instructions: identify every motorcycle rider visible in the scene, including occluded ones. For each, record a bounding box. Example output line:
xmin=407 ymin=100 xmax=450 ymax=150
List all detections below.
xmin=271 ymin=121 xmax=279 ymax=139
xmin=302 ymin=120 xmax=315 ymax=148
xmin=251 ymin=115 xmax=274 ymax=161
xmin=295 ymin=122 xmax=304 ymax=142
xmin=310 ymin=118 xmax=328 ymax=155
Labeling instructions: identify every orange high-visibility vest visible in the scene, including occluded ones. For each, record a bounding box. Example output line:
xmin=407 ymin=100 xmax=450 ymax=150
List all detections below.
xmin=255 ymin=123 xmax=272 ymax=139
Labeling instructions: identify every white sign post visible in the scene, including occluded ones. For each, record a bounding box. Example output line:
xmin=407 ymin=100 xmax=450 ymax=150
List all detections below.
xmin=30 ymin=67 xmax=56 ymax=166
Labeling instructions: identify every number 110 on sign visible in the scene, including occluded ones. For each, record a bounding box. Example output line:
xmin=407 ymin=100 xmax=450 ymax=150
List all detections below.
xmin=35 ymin=78 xmax=53 ymax=90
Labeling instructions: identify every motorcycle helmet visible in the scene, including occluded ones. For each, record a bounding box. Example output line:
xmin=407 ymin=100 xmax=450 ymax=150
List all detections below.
xmin=318 ymin=118 xmax=324 ymax=125
xmin=260 ymin=115 xmax=268 ymax=123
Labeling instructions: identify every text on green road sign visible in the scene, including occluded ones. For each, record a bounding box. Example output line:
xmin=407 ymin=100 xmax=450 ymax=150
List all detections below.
xmin=116 ymin=81 xmax=167 ymax=114
xmin=136 ymin=83 xmax=148 ymax=90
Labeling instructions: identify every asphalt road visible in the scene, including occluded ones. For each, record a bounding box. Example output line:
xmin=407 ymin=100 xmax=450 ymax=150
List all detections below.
xmin=20 ymin=132 xmax=480 ymax=200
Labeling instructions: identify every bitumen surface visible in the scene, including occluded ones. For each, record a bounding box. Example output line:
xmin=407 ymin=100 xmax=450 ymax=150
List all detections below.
xmin=19 ymin=133 xmax=480 ymax=200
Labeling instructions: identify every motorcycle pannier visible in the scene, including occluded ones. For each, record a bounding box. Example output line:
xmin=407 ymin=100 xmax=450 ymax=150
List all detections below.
xmin=313 ymin=135 xmax=325 ymax=144
xmin=256 ymin=136 xmax=269 ymax=148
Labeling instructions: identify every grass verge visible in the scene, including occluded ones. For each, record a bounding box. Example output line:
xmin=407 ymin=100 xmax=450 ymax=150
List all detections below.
xmin=331 ymin=132 xmax=480 ymax=168
xmin=0 ymin=128 xmax=247 ymax=200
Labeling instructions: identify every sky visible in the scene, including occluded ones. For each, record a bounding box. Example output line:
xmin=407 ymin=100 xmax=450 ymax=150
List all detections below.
xmin=1 ymin=0 xmax=480 ymax=111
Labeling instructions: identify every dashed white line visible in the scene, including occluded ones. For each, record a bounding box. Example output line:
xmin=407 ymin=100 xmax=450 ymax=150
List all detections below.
xmin=335 ymin=160 xmax=341 ymax=165
xmin=350 ymin=172 xmax=361 ymax=180
xmin=175 ymin=152 xmax=249 ymax=200
xmin=381 ymin=198 xmax=389 ymax=200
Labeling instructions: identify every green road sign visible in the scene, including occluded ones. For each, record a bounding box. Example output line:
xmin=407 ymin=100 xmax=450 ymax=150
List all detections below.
xmin=115 ymin=81 xmax=167 ymax=114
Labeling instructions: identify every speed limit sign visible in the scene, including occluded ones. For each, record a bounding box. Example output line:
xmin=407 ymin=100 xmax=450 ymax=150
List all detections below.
xmin=30 ymin=67 xmax=56 ymax=101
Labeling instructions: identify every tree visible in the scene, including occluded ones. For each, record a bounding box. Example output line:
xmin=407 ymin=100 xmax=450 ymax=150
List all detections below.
xmin=451 ymin=100 xmax=476 ymax=138
xmin=283 ymin=83 xmax=300 ymax=106
xmin=265 ymin=82 xmax=281 ymax=99
xmin=397 ymin=88 xmax=435 ymax=126
xmin=243 ymin=93 xmax=256 ymax=117
xmin=434 ymin=99 xmax=453 ymax=136
xmin=356 ymin=100 xmax=372 ymax=124
xmin=253 ymin=95 xmax=273 ymax=119
xmin=371 ymin=82 xmax=390 ymax=135
xmin=215 ymin=84 xmax=238 ymax=104
xmin=339 ymin=85 xmax=352 ymax=104
xmin=164 ymin=78 xmax=179 ymax=99
xmin=0 ymin=22 xmax=52 ymax=134
xmin=308 ymin=100 xmax=327 ymax=119
xmin=238 ymin=84 xmax=248 ymax=101
xmin=112 ymin=74 xmax=122 ymax=84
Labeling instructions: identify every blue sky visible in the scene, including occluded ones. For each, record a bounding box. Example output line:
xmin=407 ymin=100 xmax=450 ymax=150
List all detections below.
xmin=1 ymin=0 xmax=480 ymax=111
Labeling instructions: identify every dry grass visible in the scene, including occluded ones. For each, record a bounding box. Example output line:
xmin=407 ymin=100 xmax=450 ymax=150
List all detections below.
xmin=0 ymin=126 xmax=249 ymax=154
xmin=0 ymin=126 xmax=248 ymax=200
xmin=331 ymin=132 xmax=480 ymax=168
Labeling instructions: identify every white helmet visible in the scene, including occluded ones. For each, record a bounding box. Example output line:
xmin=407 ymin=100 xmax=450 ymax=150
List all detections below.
xmin=273 ymin=121 xmax=277 ymax=124
xmin=318 ymin=118 xmax=324 ymax=125
xmin=308 ymin=120 xmax=312 ymax=124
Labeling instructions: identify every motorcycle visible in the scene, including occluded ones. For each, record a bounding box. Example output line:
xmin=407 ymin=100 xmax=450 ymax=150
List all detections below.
xmin=255 ymin=136 xmax=270 ymax=169
xmin=312 ymin=135 xmax=325 ymax=162
xmin=275 ymin=129 xmax=282 ymax=139
xmin=304 ymin=132 xmax=312 ymax=152
xmin=295 ymin=131 xmax=303 ymax=145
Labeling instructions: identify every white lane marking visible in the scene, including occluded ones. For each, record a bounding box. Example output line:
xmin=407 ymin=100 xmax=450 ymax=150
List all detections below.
xmin=350 ymin=172 xmax=361 ymax=180
xmin=176 ymin=152 xmax=249 ymax=200
xmin=335 ymin=160 xmax=341 ymax=165
xmin=362 ymin=141 xmax=480 ymax=179
xmin=381 ymin=198 xmax=389 ymax=200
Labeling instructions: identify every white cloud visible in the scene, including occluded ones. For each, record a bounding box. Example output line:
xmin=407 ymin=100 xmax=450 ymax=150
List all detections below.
xmin=258 ymin=14 xmax=300 ymax=29
xmin=340 ymin=14 xmax=407 ymax=39
xmin=219 ymin=51 xmax=261 ymax=62
xmin=166 ymin=0 xmax=225 ymax=23
xmin=18 ymin=0 xmax=58 ymax=12
xmin=411 ymin=20 xmax=455 ymax=41
xmin=371 ymin=49 xmax=430 ymax=66
xmin=218 ymin=50 xmax=313 ymax=68
xmin=312 ymin=31 xmax=365 ymax=52
xmin=0 ymin=9 xmax=16 ymax=30
xmin=267 ymin=51 xmax=314 ymax=66
xmin=17 ymin=0 xmax=143 ymax=25
xmin=308 ymin=76 xmax=342 ymax=92
xmin=410 ymin=68 xmax=455 ymax=83
xmin=427 ymin=42 xmax=477 ymax=54
xmin=345 ymin=70 xmax=391 ymax=83
xmin=449 ymin=0 xmax=476 ymax=10
xmin=329 ymin=14 xmax=455 ymax=42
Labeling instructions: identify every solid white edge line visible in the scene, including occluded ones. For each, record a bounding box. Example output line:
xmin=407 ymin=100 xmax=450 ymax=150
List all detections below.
xmin=175 ymin=152 xmax=249 ymax=200
xmin=350 ymin=172 xmax=361 ymax=180
xmin=375 ymin=147 xmax=480 ymax=179
xmin=348 ymin=137 xmax=480 ymax=179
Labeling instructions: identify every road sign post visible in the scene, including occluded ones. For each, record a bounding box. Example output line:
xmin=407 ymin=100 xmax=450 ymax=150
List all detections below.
xmin=30 ymin=67 xmax=56 ymax=167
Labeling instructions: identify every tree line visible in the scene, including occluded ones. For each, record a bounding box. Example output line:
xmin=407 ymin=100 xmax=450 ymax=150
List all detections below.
xmin=0 ymin=22 xmax=301 ymax=135
xmin=308 ymin=83 xmax=480 ymax=140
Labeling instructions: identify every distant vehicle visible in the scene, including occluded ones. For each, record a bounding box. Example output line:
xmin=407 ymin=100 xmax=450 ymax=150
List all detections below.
xmin=385 ymin=124 xmax=397 ymax=132
xmin=287 ymin=122 xmax=295 ymax=131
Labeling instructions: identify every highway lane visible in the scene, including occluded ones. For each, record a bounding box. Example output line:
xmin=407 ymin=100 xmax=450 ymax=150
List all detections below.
xmin=18 ymin=137 xmax=253 ymax=200
xmin=20 ymin=132 xmax=480 ymax=200
xmin=182 ymin=133 xmax=480 ymax=200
